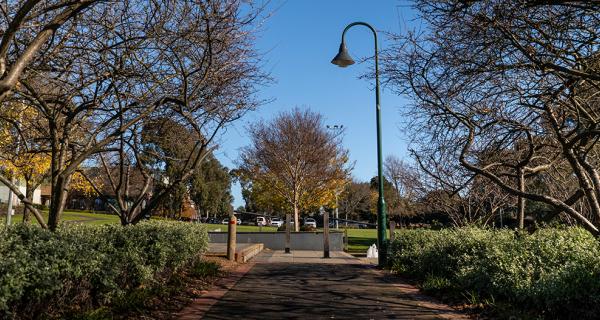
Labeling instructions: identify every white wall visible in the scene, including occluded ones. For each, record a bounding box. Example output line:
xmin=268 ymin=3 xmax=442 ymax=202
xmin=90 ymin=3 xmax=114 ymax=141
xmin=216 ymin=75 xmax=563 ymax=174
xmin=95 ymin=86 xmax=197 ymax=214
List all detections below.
xmin=0 ymin=181 xmax=42 ymax=205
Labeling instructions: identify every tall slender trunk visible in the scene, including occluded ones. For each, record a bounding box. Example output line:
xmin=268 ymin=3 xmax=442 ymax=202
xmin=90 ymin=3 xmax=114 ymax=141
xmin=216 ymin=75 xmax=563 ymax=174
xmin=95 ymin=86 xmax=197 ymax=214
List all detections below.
xmin=22 ymin=181 xmax=33 ymax=223
xmin=517 ymin=167 xmax=525 ymax=229
xmin=293 ymin=203 xmax=299 ymax=232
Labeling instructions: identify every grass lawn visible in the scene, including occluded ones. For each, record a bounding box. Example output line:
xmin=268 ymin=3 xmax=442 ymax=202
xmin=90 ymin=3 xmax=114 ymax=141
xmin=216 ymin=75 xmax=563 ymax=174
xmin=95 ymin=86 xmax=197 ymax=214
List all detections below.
xmin=343 ymin=228 xmax=379 ymax=253
xmin=1 ymin=210 xmax=121 ymax=225
xmin=202 ymin=223 xmax=278 ymax=232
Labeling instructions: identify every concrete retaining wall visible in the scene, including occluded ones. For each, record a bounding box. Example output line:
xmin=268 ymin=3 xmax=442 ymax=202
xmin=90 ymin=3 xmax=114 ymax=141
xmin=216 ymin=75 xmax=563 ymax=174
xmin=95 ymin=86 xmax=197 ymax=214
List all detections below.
xmin=208 ymin=231 xmax=344 ymax=251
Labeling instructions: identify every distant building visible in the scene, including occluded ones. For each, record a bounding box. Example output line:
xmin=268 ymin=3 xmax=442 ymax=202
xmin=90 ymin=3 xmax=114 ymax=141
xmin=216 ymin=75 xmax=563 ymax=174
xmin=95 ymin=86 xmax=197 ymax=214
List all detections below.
xmin=0 ymin=181 xmax=42 ymax=205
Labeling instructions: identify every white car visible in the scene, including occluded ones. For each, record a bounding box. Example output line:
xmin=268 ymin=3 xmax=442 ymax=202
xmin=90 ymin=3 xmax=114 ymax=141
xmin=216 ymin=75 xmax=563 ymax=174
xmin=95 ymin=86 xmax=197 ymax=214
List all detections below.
xmin=256 ymin=216 xmax=267 ymax=226
xmin=270 ymin=217 xmax=284 ymax=227
xmin=221 ymin=217 xmax=242 ymax=225
xmin=303 ymin=218 xmax=317 ymax=228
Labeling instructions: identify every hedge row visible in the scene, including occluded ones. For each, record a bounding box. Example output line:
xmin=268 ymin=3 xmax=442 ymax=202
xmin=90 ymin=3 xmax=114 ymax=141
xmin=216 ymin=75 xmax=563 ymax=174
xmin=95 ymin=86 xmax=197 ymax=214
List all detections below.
xmin=389 ymin=227 xmax=600 ymax=318
xmin=0 ymin=221 xmax=208 ymax=318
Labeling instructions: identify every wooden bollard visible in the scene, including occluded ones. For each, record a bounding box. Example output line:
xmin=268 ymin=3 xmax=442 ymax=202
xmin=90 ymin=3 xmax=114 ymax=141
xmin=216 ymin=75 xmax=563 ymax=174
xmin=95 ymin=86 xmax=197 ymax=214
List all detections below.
xmin=285 ymin=213 xmax=291 ymax=254
xmin=323 ymin=211 xmax=330 ymax=258
xmin=227 ymin=216 xmax=237 ymax=261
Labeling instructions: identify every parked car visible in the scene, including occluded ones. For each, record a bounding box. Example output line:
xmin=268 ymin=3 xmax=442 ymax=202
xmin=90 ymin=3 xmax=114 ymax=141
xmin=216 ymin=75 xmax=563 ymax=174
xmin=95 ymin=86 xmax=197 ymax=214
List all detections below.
xmin=219 ymin=217 xmax=242 ymax=225
xmin=256 ymin=216 xmax=267 ymax=226
xmin=205 ymin=218 xmax=219 ymax=224
xmin=303 ymin=218 xmax=317 ymax=228
xmin=270 ymin=217 xmax=284 ymax=227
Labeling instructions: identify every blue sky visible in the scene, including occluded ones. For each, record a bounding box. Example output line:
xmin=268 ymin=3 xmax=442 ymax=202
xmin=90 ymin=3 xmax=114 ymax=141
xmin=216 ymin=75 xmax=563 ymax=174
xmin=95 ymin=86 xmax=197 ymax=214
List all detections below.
xmin=214 ymin=0 xmax=416 ymax=207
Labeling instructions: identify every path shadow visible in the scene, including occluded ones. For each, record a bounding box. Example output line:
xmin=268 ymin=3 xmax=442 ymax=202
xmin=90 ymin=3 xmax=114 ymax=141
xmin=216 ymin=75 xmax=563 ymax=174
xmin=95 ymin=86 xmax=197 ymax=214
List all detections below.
xmin=201 ymin=262 xmax=464 ymax=319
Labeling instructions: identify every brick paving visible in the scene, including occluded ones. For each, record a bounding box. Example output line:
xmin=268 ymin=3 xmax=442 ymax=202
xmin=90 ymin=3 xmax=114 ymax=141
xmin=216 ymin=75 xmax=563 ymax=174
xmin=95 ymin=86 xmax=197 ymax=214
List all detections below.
xmin=178 ymin=250 xmax=469 ymax=320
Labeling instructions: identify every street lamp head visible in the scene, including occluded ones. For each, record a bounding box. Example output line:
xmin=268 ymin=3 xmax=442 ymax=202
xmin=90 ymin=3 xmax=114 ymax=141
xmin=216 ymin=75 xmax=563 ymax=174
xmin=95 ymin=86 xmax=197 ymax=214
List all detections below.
xmin=331 ymin=42 xmax=355 ymax=67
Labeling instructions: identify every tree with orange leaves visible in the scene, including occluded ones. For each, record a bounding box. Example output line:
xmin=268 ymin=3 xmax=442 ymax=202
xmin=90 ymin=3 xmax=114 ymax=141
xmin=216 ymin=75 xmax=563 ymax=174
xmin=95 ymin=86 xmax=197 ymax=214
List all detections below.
xmin=239 ymin=109 xmax=352 ymax=231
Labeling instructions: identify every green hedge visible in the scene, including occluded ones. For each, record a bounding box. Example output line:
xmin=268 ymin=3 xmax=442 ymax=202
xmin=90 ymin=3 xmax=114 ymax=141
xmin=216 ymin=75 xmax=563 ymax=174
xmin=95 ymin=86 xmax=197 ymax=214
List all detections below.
xmin=389 ymin=227 xmax=600 ymax=318
xmin=0 ymin=221 xmax=208 ymax=318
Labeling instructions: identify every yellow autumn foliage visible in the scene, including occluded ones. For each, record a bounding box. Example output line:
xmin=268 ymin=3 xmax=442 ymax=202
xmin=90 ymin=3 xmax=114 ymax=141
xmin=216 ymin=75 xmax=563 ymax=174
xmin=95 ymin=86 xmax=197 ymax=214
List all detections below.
xmin=0 ymin=102 xmax=51 ymax=183
xmin=70 ymin=171 xmax=103 ymax=197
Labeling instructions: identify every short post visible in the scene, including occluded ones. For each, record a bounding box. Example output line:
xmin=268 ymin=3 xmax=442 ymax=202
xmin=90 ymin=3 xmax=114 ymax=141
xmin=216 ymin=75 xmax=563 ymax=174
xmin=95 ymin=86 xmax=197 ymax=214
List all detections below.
xmin=227 ymin=216 xmax=237 ymax=261
xmin=285 ymin=213 xmax=291 ymax=254
xmin=389 ymin=221 xmax=396 ymax=243
xmin=323 ymin=210 xmax=330 ymax=258
xmin=344 ymin=228 xmax=348 ymax=252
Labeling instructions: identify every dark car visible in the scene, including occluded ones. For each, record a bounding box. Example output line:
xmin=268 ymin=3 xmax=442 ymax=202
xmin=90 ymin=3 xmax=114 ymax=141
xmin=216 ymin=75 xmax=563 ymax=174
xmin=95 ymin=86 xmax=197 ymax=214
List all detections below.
xmin=206 ymin=218 xmax=220 ymax=224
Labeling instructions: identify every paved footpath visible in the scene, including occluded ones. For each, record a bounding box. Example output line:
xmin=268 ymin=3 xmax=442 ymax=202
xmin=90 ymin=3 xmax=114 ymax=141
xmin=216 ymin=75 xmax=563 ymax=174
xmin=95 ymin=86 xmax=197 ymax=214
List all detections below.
xmin=179 ymin=250 xmax=469 ymax=320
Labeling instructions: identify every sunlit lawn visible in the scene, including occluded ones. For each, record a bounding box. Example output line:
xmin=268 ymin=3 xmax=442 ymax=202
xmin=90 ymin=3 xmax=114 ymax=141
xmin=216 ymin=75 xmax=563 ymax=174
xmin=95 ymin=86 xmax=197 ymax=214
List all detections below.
xmin=202 ymin=223 xmax=278 ymax=232
xmin=1 ymin=210 xmax=121 ymax=225
xmin=343 ymin=228 xmax=379 ymax=253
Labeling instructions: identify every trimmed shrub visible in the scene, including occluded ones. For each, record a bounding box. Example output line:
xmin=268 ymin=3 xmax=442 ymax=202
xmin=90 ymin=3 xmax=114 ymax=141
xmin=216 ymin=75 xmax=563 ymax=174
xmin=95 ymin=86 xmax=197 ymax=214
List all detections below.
xmin=0 ymin=221 xmax=208 ymax=318
xmin=389 ymin=227 xmax=600 ymax=318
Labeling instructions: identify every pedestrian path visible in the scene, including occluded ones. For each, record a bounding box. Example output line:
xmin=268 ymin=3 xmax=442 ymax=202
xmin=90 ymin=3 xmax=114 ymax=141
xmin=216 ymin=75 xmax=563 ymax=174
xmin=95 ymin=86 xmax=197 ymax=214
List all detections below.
xmin=179 ymin=250 xmax=469 ymax=319
xmin=253 ymin=249 xmax=367 ymax=264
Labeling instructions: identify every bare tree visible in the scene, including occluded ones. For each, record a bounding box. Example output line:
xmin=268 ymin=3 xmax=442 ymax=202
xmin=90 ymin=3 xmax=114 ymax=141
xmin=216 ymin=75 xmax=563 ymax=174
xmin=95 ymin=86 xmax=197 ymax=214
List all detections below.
xmin=0 ymin=0 xmax=268 ymax=230
xmin=68 ymin=0 xmax=269 ymax=226
xmin=338 ymin=180 xmax=372 ymax=222
xmin=384 ymin=155 xmax=425 ymax=224
xmin=0 ymin=1 xmax=106 ymax=103
xmin=383 ymin=0 xmax=600 ymax=235
xmin=239 ymin=108 xmax=351 ymax=231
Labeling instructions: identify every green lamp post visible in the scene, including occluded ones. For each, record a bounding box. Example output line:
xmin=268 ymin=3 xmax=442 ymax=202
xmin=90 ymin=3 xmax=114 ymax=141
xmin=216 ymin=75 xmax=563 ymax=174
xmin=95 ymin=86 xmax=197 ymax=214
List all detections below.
xmin=331 ymin=22 xmax=388 ymax=267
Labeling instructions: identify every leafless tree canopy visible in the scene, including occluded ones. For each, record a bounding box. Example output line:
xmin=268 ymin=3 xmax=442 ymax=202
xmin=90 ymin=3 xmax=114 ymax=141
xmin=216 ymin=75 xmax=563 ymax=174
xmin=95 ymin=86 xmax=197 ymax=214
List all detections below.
xmin=0 ymin=0 xmax=269 ymax=229
xmin=383 ymin=0 xmax=600 ymax=234
xmin=384 ymin=155 xmax=423 ymax=200
xmin=0 ymin=1 xmax=108 ymax=102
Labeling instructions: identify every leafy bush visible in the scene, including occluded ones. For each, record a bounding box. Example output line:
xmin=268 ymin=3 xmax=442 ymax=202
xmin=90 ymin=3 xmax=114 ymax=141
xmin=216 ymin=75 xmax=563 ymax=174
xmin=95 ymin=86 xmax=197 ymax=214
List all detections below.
xmin=0 ymin=221 xmax=208 ymax=319
xmin=389 ymin=227 xmax=600 ymax=318
xmin=190 ymin=260 xmax=221 ymax=278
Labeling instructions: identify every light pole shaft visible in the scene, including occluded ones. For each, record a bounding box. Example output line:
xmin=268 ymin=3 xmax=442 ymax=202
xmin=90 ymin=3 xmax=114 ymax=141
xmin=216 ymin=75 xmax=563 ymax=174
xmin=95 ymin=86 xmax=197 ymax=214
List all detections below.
xmin=340 ymin=22 xmax=388 ymax=267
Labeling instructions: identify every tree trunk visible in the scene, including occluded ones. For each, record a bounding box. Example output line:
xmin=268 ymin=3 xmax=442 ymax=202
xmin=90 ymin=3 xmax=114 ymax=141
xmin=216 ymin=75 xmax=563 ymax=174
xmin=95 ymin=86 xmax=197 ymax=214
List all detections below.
xmin=517 ymin=167 xmax=525 ymax=229
xmin=293 ymin=203 xmax=299 ymax=232
xmin=119 ymin=211 xmax=130 ymax=226
xmin=22 ymin=181 xmax=33 ymax=223
xmin=398 ymin=211 xmax=403 ymax=228
xmin=48 ymin=175 xmax=70 ymax=231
